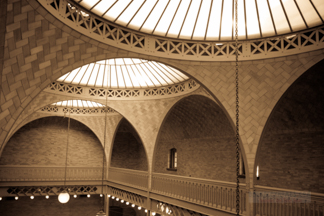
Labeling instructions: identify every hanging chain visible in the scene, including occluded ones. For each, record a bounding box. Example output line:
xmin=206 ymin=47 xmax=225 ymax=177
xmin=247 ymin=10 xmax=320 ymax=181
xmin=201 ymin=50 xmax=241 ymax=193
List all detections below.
xmin=64 ymin=103 xmax=71 ymax=188
xmin=100 ymin=68 xmax=109 ymax=212
xmin=235 ymin=0 xmax=240 ymax=215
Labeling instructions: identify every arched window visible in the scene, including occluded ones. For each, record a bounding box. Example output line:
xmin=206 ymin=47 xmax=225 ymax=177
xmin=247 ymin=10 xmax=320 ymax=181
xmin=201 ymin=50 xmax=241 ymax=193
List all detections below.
xmin=167 ymin=148 xmax=177 ymax=171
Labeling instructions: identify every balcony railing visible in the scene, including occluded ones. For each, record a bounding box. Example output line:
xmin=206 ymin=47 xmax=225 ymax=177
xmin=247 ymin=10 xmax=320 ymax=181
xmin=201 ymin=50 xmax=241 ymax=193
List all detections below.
xmin=152 ymin=173 xmax=246 ymax=215
xmin=2 ymin=166 xmax=323 ymax=216
xmin=253 ymin=185 xmax=324 ymax=216
xmin=0 ymin=166 xmax=103 ymax=182
xmin=108 ymin=167 xmax=148 ymax=190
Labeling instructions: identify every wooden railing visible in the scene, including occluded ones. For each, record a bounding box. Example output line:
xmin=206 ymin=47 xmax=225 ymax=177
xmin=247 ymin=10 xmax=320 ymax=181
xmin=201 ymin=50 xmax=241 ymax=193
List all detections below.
xmin=108 ymin=167 xmax=148 ymax=190
xmin=152 ymin=173 xmax=246 ymax=215
xmin=0 ymin=166 xmax=103 ymax=181
xmin=254 ymin=185 xmax=324 ymax=216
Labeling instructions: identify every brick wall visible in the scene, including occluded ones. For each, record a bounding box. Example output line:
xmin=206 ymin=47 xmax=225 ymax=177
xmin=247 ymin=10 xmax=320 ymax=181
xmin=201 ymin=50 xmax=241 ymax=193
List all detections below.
xmin=256 ymin=59 xmax=324 ymax=193
xmin=0 ymin=116 xmax=104 ymax=166
xmin=0 ymin=195 xmax=102 ymax=216
xmin=110 ymin=119 xmax=148 ymax=171
xmin=154 ymin=95 xmax=240 ymax=182
xmin=0 ymin=0 xmax=7 ymax=87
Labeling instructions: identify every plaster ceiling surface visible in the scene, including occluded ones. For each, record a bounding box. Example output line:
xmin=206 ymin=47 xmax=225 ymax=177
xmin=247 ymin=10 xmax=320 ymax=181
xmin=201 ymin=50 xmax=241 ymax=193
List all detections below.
xmin=57 ymin=58 xmax=189 ymax=88
xmin=72 ymin=0 xmax=324 ymax=41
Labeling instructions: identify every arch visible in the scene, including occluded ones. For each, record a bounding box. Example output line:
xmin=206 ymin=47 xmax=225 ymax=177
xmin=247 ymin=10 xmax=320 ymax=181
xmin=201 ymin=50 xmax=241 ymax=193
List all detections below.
xmin=0 ymin=0 xmax=323 ymax=190
xmin=255 ymin=59 xmax=324 ymax=193
xmin=1 ymin=96 xmax=120 ymax=156
xmin=110 ymin=118 xmax=148 ymax=171
xmin=0 ymin=116 xmax=106 ymax=167
xmin=153 ymin=94 xmax=247 ymax=182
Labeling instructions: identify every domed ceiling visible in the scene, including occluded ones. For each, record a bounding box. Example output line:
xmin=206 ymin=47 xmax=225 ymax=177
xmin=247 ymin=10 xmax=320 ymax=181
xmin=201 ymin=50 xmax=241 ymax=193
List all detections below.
xmin=72 ymin=0 xmax=324 ymax=41
xmin=51 ymin=100 xmax=104 ymax=108
xmin=57 ymin=58 xmax=189 ymax=88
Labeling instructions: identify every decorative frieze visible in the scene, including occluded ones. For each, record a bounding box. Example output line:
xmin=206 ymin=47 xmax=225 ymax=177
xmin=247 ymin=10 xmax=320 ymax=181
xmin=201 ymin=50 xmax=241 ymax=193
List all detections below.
xmin=44 ymin=79 xmax=199 ymax=100
xmin=39 ymin=0 xmax=324 ymax=61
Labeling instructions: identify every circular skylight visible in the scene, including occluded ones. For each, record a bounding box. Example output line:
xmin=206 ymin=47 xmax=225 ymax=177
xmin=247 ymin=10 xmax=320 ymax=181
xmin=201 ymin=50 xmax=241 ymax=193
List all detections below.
xmin=73 ymin=0 xmax=324 ymax=41
xmin=57 ymin=58 xmax=189 ymax=88
xmin=52 ymin=100 xmax=104 ymax=108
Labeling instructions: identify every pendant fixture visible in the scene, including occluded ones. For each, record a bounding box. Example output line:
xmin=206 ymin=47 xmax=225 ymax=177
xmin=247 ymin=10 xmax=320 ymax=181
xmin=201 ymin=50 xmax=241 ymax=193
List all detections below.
xmin=96 ymin=65 xmax=110 ymax=215
xmin=58 ymin=192 xmax=70 ymax=204
xmin=58 ymin=102 xmax=71 ymax=204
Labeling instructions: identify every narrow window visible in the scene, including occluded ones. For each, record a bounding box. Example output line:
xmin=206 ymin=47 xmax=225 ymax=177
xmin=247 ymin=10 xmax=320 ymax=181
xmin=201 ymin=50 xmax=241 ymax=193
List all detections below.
xmin=167 ymin=148 xmax=177 ymax=171
xmin=239 ymin=150 xmax=245 ymax=178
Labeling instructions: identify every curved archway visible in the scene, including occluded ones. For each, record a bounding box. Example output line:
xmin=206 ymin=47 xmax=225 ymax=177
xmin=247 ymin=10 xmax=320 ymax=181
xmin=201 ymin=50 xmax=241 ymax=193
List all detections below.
xmin=110 ymin=118 xmax=148 ymax=171
xmin=153 ymin=95 xmax=246 ymax=182
xmin=255 ymin=59 xmax=324 ymax=193
xmin=0 ymin=116 xmax=105 ymax=167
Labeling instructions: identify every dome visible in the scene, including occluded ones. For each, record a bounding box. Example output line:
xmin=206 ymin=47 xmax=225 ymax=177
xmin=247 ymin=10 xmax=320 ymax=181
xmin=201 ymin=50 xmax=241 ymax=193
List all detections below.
xmin=72 ymin=0 xmax=324 ymax=41
xmin=57 ymin=58 xmax=189 ymax=88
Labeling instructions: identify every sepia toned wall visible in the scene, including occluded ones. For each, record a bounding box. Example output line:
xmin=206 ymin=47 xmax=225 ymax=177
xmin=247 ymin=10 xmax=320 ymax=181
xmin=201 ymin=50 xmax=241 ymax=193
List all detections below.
xmin=110 ymin=119 xmax=148 ymax=171
xmin=256 ymin=60 xmax=324 ymax=193
xmin=0 ymin=116 xmax=104 ymax=166
xmin=153 ymin=95 xmax=239 ymax=182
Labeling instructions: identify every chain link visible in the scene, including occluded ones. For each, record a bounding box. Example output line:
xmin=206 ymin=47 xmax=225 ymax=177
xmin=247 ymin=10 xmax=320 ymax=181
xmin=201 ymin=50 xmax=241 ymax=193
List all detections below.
xmin=235 ymin=0 xmax=240 ymax=215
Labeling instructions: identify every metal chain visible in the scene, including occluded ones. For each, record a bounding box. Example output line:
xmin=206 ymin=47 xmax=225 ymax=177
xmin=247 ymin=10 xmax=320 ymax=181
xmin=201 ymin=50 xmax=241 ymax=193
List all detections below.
xmin=63 ymin=104 xmax=71 ymax=188
xmin=101 ymin=70 xmax=109 ymax=212
xmin=235 ymin=0 xmax=240 ymax=215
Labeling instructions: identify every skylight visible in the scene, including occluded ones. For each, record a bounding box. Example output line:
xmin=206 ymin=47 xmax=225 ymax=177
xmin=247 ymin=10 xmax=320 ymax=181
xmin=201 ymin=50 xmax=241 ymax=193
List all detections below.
xmin=57 ymin=58 xmax=189 ymax=88
xmin=73 ymin=0 xmax=324 ymax=41
xmin=51 ymin=100 xmax=104 ymax=108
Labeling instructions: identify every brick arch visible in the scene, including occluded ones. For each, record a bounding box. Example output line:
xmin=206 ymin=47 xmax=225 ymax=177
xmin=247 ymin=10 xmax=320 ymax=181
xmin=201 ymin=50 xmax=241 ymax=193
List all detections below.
xmin=1 ymin=91 xmax=123 ymax=160
xmin=0 ymin=0 xmax=324 ymax=189
xmin=110 ymin=118 xmax=149 ymax=171
xmin=255 ymin=59 xmax=324 ymax=193
xmin=0 ymin=116 xmax=106 ymax=167
xmin=3 ymin=91 xmax=111 ymax=147
xmin=0 ymin=112 xmax=122 ymax=168
xmin=152 ymin=94 xmax=247 ymax=182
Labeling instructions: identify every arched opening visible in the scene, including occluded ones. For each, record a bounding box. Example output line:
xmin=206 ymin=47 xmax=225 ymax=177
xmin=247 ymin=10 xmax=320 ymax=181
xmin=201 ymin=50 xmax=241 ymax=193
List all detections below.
xmin=255 ymin=59 xmax=324 ymax=193
xmin=153 ymin=95 xmax=245 ymax=182
xmin=110 ymin=118 xmax=148 ymax=171
xmin=0 ymin=116 xmax=105 ymax=167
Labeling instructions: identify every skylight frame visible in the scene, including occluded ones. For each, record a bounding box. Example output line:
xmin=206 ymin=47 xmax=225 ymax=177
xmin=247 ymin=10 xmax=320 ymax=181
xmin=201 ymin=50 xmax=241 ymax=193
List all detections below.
xmin=72 ymin=0 xmax=324 ymax=41
xmin=56 ymin=58 xmax=190 ymax=89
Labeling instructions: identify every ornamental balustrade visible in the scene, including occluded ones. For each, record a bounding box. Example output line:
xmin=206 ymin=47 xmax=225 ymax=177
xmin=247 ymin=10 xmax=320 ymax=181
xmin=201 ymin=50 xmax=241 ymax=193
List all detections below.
xmin=108 ymin=167 xmax=148 ymax=190
xmin=39 ymin=0 xmax=324 ymax=61
xmin=5 ymin=185 xmax=99 ymax=197
xmin=0 ymin=166 xmax=103 ymax=182
xmin=253 ymin=185 xmax=324 ymax=216
xmin=151 ymin=173 xmax=246 ymax=215
xmin=44 ymin=80 xmax=199 ymax=100
xmin=107 ymin=186 xmax=146 ymax=208
xmin=40 ymin=105 xmax=117 ymax=115
xmin=2 ymin=165 xmax=324 ymax=216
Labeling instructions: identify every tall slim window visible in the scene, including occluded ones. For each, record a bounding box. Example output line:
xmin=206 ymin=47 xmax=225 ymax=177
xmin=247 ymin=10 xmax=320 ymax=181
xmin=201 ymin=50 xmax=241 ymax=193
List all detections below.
xmin=167 ymin=148 xmax=177 ymax=170
xmin=239 ymin=150 xmax=245 ymax=178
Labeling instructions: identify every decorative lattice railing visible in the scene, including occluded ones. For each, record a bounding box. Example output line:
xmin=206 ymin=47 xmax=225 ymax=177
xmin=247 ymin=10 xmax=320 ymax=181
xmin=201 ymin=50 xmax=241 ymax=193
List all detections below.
xmin=44 ymin=80 xmax=199 ymax=100
xmin=108 ymin=167 xmax=148 ymax=190
xmin=107 ymin=186 xmax=146 ymax=208
xmin=39 ymin=0 xmax=324 ymax=61
xmin=253 ymin=185 xmax=324 ymax=216
xmin=151 ymin=173 xmax=246 ymax=215
xmin=0 ymin=166 xmax=104 ymax=182
xmin=39 ymin=105 xmax=117 ymax=115
xmin=5 ymin=185 xmax=100 ymax=196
